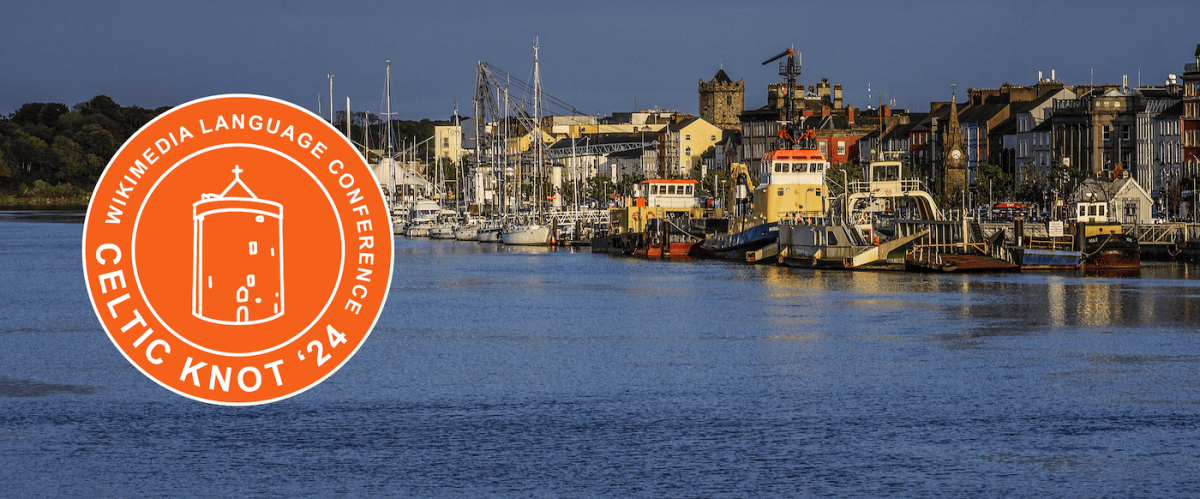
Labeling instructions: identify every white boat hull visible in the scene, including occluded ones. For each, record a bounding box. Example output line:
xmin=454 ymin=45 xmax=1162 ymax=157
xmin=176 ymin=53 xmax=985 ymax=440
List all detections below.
xmin=429 ymin=225 xmax=457 ymax=239
xmin=477 ymin=227 xmax=502 ymax=242
xmin=454 ymin=226 xmax=479 ymax=241
xmin=502 ymin=225 xmax=552 ymax=246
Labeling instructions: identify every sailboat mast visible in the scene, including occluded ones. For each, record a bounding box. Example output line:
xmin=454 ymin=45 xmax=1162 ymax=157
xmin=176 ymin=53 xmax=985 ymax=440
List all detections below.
xmin=384 ymin=60 xmax=397 ymax=211
xmin=504 ymin=82 xmax=511 ymax=217
xmin=533 ymin=38 xmax=543 ymax=220
xmin=454 ymin=103 xmax=462 ymax=215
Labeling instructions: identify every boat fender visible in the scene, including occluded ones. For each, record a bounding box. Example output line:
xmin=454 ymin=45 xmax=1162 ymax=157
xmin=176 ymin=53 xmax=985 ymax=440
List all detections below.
xmin=651 ymin=233 xmax=663 ymax=248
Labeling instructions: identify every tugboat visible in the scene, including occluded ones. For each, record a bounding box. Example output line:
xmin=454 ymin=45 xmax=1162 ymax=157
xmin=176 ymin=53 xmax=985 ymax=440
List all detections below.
xmin=702 ymin=45 xmax=825 ymax=262
xmin=702 ymin=147 xmax=830 ymax=261
xmin=1072 ymin=199 xmax=1140 ymax=271
xmin=592 ymin=179 xmax=724 ymax=259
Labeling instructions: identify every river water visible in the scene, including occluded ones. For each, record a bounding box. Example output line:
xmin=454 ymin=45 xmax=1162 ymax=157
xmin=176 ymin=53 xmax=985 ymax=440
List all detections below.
xmin=2 ymin=211 xmax=1199 ymax=497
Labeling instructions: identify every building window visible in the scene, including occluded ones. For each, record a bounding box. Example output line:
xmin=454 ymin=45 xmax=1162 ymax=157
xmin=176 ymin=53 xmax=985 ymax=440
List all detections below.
xmin=837 ymin=141 xmax=846 ymax=156
xmin=685 ymin=134 xmax=691 ymax=141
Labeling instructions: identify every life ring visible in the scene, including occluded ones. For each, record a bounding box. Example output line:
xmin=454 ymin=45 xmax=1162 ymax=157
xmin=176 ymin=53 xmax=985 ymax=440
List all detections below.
xmin=646 ymin=212 xmax=656 ymax=220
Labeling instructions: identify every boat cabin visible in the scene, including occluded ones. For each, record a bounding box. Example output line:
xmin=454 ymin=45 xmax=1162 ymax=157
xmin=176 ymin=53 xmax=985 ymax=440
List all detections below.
xmin=633 ymin=179 xmax=702 ymax=209
xmin=608 ymin=179 xmax=719 ymax=235
xmin=762 ymin=149 xmax=827 ymax=186
xmin=1071 ymin=201 xmax=1110 ymax=223
xmin=748 ymin=149 xmax=829 ymax=225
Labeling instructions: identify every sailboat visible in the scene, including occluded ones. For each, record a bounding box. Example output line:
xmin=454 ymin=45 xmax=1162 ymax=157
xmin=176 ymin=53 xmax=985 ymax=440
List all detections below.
xmin=502 ymin=39 xmax=553 ymax=246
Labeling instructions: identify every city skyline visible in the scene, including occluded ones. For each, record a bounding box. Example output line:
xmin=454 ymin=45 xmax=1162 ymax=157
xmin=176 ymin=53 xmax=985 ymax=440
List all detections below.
xmin=4 ymin=1 xmax=1198 ymax=120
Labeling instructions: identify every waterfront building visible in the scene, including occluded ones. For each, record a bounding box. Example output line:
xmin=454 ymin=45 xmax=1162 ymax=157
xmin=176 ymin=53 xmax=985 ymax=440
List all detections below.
xmin=991 ymin=115 xmax=1017 ymax=179
xmin=657 ymin=116 xmax=721 ymax=179
xmin=433 ymin=121 xmax=469 ymax=164
xmin=1030 ymin=120 xmax=1054 ymax=184
xmin=1014 ymin=81 xmax=1076 ymax=185
xmin=608 ymin=145 xmax=659 ymax=180
xmin=957 ymin=93 xmax=1011 ymax=185
xmin=880 ymin=120 xmax=913 ymax=161
xmin=905 ymin=114 xmax=933 ymax=183
xmin=1183 ymin=45 xmax=1200 ymax=180
xmin=546 ymin=133 xmax=657 ymax=185
xmin=1136 ymin=89 xmax=1182 ymax=197
xmin=700 ymin=131 xmax=740 ymax=181
xmin=544 ymin=115 xmax=600 ymax=140
xmin=1051 ymin=84 xmax=1139 ymax=180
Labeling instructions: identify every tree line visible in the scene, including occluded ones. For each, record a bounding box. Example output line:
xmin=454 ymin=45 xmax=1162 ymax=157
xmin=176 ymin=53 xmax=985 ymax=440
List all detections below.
xmin=0 ymin=95 xmax=450 ymax=203
xmin=0 ymin=96 xmax=168 ymax=201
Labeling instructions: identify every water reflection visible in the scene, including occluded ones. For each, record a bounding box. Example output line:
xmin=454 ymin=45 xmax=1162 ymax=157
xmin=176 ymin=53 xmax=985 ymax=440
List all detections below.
xmin=0 ymin=209 xmax=85 ymax=223
xmin=1048 ymin=275 xmax=1066 ymax=326
xmin=5 ymin=218 xmax=1200 ymax=495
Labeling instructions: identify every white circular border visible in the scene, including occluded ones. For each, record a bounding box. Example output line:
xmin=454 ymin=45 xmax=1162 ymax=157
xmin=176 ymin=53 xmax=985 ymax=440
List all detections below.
xmin=82 ymin=93 xmax=395 ymax=406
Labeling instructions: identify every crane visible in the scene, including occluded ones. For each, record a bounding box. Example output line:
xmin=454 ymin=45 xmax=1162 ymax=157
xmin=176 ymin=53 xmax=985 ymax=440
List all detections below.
xmin=762 ymin=45 xmax=814 ymax=150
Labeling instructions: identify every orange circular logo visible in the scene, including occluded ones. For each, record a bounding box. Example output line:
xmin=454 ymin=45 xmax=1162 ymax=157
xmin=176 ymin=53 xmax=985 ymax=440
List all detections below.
xmin=82 ymin=94 xmax=394 ymax=405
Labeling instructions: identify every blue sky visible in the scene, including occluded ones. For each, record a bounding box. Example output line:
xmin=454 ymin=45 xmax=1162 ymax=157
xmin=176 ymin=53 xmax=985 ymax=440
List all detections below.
xmin=4 ymin=0 xmax=1197 ymax=120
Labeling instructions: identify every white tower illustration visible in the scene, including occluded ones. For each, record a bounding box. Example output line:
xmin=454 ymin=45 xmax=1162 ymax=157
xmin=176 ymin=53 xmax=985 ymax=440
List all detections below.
xmin=192 ymin=166 xmax=284 ymax=325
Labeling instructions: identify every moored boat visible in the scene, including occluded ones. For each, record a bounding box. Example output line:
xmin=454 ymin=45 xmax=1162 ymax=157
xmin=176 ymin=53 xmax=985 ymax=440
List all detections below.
xmin=592 ymin=179 xmax=723 ymax=259
xmin=701 ymin=148 xmax=828 ymax=261
xmin=502 ymin=223 xmax=553 ymax=246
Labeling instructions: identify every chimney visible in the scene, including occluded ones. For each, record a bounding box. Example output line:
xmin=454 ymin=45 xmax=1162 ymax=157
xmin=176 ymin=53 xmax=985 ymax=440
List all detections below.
xmin=1052 ymin=69 xmax=1056 ymax=81
xmin=848 ymin=105 xmax=856 ymax=124
xmin=1039 ymin=70 xmax=1043 ymax=82
xmin=817 ymin=79 xmax=830 ymax=102
xmin=822 ymin=106 xmax=830 ymax=118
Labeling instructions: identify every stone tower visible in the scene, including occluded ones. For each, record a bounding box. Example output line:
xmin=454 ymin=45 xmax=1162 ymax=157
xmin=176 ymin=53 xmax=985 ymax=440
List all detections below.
xmin=941 ymin=87 xmax=968 ymax=207
xmin=699 ymin=68 xmax=744 ymax=131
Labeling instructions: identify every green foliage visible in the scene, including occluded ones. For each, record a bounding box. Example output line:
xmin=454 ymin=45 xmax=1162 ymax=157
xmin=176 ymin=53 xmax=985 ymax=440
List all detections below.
xmin=825 ymin=161 xmax=865 ymax=196
xmin=24 ymin=179 xmax=88 ymax=198
xmin=1 ymin=95 xmax=169 ymax=200
xmin=616 ymin=174 xmax=642 ymax=198
xmin=698 ymin=168 xmax=727 ymax=198
xmin=579 ymin=174 xmax=613 ymax=204
xmin=974 ymin=163 xmax=1013 ymax=201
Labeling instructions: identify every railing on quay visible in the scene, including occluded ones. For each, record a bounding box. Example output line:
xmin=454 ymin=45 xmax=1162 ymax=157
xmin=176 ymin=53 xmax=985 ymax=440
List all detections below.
xmin=845 ymin=179 xmax=928 ymax=195
xmin=546 ymin=209 xmax=609 ymax=225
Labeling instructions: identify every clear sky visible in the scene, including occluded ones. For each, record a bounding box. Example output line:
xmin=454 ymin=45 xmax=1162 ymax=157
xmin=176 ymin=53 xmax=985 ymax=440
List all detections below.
xmin=4 ymin=0 xmax=1198 ymax=121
